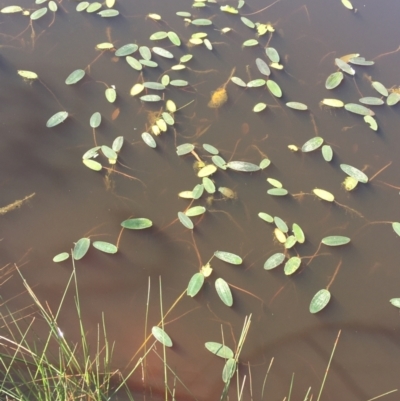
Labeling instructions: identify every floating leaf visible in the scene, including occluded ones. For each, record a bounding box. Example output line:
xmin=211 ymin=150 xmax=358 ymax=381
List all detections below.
xmin=167 ymin=31 xmax=181 ymax=46
xmin=313 ymin=188 xmax=334 ymax=202
xmin=143 ymin=82 xmax=165 ymax=90
xmin=212 ymin=156 xmax=227 ymax=170
xmin=86 ymin=2 xmax=102 ymax=12
xmin=265 ymin=47 xmax=280 ymax=63
xmin=203 ymin=177 xmax=216 ymax=193
xmin=302 ymin=137 xmax=324 ymax=152
xmin=112 ymin=136 xmax=124 ymax=153
xmin=266 ymin=80 xmax=282 ymax=97
xmin=364 ymin=115 xmax=378 ymax=131
xmin=203 ymin=144 xmax=219 ymax=155
xmin=387 ymin=92 xmax=400 ymax=106
xmin=139 ymin=59 xmax=158 ymax=68
xmin=162 ymin=112 xmax=174 ymax=125
xmin=322 ymin=98 xmax=344 ymax=107
xmin=150 ymin=31 xmax=168 ymax=40
xmin=241 ymin=16 xmax=255 ymax=28
xmin=325 ymin=72 xmax=343 ymax=90
xmin=322 ymin=145 xmax=333 ymax=161
xmin=73 ymin=238 xmax=90 ymax=260
xmin=176 ymin=11 xmax=191 ymax=17
xmin=292 ymin=223 xmax=305 ymax=243
xmin=260 ymin=159 xmax=271 ymax=169
xmin=30 ymin=7 xmax=47 ymax=20
xmin=220 ymin=5 xmax=238 ymax=13
xmin=185 ymin=206 xmax=206 ymax=217
xmin=227 ymin=161 xmax=260 ymax=172
xmin=46 ymin=111 xmax=68 ymax=128
xmin=274 ymin=228 xmax=286 ymax=243
xmin=170 ymin=80 xmax=188 ymax=87
xmin=310 ymin=289 xmax=331 ymax=313
xmin=178 ymin=212 xmax=194 ymax=229
xmin=83 ymin=159 xmax=102 ymax=171
xmin=284 ymin=256 xmax=301 ymax=275
xmin=253 ymin=103 xmax=267 ymax=112
xmin=247 ymin=79 xmax=266 ymax=88
xmin=242 ymin=39 xmax=258 ymax=47
xmin=344 ymin=103 xmax=374 ymax=116
xmin=101 ymin=145 xmax=117 ymax=162
xmin=176 ymin=143 xmax=194 ymax=156
xmin=340 ymin=164 xmax=368 ymax=183
xmin=264 ymin=253 xmax=285 ymax=270
xmin=77 ymin=2 xmax=89 ymax=11
xmin=126 ymin=56 xmax=142 ymax=70
xmin=285 ymin=235 xmax=297 ymax=249
xmin=152 ymin=326 xmax=173 ymax=347
xmin=258 ymin=212 xmax=273 ymax=223
xmin=390 ymin=298 xmax=400 ymax=309
xmin=222 ymin=359 xmax=236 ymax=383
xmin=191 ymin=18 xmax=212 ymax=26
xmin=93 ymin=241 xmax=118 ymax=254
xmin=140 ymin=95 xmax=161 ymax=102
xmin=53 ymin=252 xmax=69 ymax=263
xmin=321 ymin=236 xmax=350 ymax=246
xmin=187 ymin=273 xmax=204 ymax=297
xmin=372 ymin=81 xmax=388 ymax=97
xmin=286 ymin=102 xmax=307 ymax=110
xmin=192 ymin=184 xmax=204 ymax=200
xmin=1 ymin=6 xmax=23 ymax=13
xmin=205 ymin=342 xmax=234 ymax=359
xmin=180 ymin=54 xmax=193 ymax=63
xmin=18 ymin=70 xmax=38 ymax=80
xmin=215 ymin=278 xmax=233 ymax=307
xmin=348 ymin=57 xmax=374 ymax=66
xmin=231 ymin=76 xmax=247 ymax=87
xmin=130 ymin=83 xmax=144 ymax=96
xmin=267 ymin=178 xmax=282 ymax=188
xmin=198 ymin=164 xmax=217 ymax=177
xmin=90 ymin=112 xmax=101 ymax=128
xmin=274 ymin=216 xmax=288 ymax=232
xmin=105 ymin=87 xmax=116 ymax=103
xmin=141 ymin=132 xmax=156 ymax=148
xmin=121 ymin=218 xmax=153 ymax=229
xmin=98 ymin=9 xmax=119 ymax=17
xmin=359 ymin=97 xmax=384 ymax=106
xmin=341 ymin=0 xmax=353 ymax=9
xmin=392 ymin=222 xmax=400 ymax=237
xmin=139 ymin=46 xmax=152 ymax=60
xmin=335 ymin=58 xmax=355 ymax=75
xmin=152 ymin=47 xmax=174 ymax=58
xmin=214 ymin=251 xmax=242 ymax=265
xmin=115 ymin=43 xmax=138 ymax=57
xmin=267 ymin=188 xmax=288 ymax=196
xmin=65 ymin=69 xmax=85 ymax=85
xmin=255 ymin=58 xmax=270 ymax=76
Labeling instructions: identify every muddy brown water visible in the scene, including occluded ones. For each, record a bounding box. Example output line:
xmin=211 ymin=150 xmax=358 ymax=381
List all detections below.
xmin=1 ymin=0 xmax=400 ymax=400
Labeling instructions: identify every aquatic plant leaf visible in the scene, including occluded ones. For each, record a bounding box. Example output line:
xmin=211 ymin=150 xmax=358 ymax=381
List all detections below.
xmin=241 ymin=16 xmax=255 ymax=28
xmin=152 ymin=327 xmax=173 ymax=347
xmin=204 ymin=38 xmax=212 ymax=50
xmin=322 ymin=145 xmax=333 ymax=162
xmin=222 ymin=359 xmax=236 ymax=383
xmin=292 ymin=223 xmax=305 ymax=243
xmin=166 ymin=100 xmax=176 ymax=112
xmin=255 ymin=58 xmax=270 ymax=76
xmin=90 ymin=112 xmax=101 ymax=128
xmin=18 ymin=70 xmax=38 ymax=80
xmin=322 ymin=98 xmax=344 ymax=107
xmin=340 ymin=164 xmax=368 ymax=183
xmin=392 ymin=222 xmax=400 ymax=237
xmin=170 ymin=80 xmax=188 ymax=87
xmin=162 ymin=112 xmax=174 ymax=125
xmin=191 ymin=18 xmax=212 ymax=25
xmin=143 ymin=82 xmax=165 ymax=90
xmin=178 ymin=212 xmax=194 ymax=229
xmin=203 ymin=177 xmax=216 ymax=193
xmin=325 ymin=72 xmax=343 ymax=89
xmin=212 ymin=155 xmax=227 ymax=170
xmin=87 ymin=2 xmax=102 ymax=12
xmin=126 ymin=56 xmax=142 ymax=70
xmin=335 ymin=58 xmax=355 ymax=75
xmin=270 ymin=62 xmax=283 ymax=70
xmin=247 ymin=79 xmax=266 ymax=88
xmin=192 ymin=184 xmax=204 ymax=200
xmin=285 ymin=235 xmax=297 ymax=249
xmin=176 ymin=11 xmax=191 ymax=17
xmin=139 ymin=59 xmax=158 ymax=67
xmin=205 ymin=342 xmax=234 ymax=359
xmin=313 ymin=188 xmax=334 ymax=202
xmin=189 ymin=38 xmax=203 ymax=45
xmin=267 ymin=178 xmax=282 ymax=188
xmin=176 ymin=143 xmax=194 ymax=155
xmin=227 ymin=161 xmax=260 ymax=172
xmin=265 ymin=47 xmax=280 ymax=63
xmin=348 ymin=57 xmax=374 ymax=66
xmin=321 ymin=236 xmax=350 ymax=246
xmin=180 ymin=54 xmax=193 ymax=63
xmin=187 ymin=273 xmax=204 ymax=297
xmin=310 ymin=289 xmax=331 ymax=313
xmin=359 ymin=97 xmax=384 ymax=106
xmin=161 ymin=75 xmax=170 ymax=85
xmin=150 ymin=31 xmax=168 ymax=40
xmin=266 ymin=80 xmax=282 ymax=97
xmin=105 ymin=88 xmax=116 ymax=103
xmin=115 ymin=44 xmax=138 ymax=57
xmin=76 ymin=2 xmax=89 ymax=11
xmin=260 ymin=159 xmax=271 ymax=169
xmin=344 ymin=103 xmax=374 ymax=116
xmin=152 ymin=47 xmax=174 ymax=59
xmin=284 ymin=256 xmax=301 ymax=275
xmin=1 ymin=6 xmax=23 ymax=13
xmin=274 ymin=216 xmax=288 ymax=232
xmin=112 ymin=136 xmax=123 ymax=153
xmin=258 ymin=212 xmax=273 ymax=223
xmin=364 ymin=115 xmax=378 ymax=131
xmin=253 ymin=103 xmax=267 ymax=112
xmin=73 ymin=238 xmax=90 ymax=260
xmin=130 ymin=83 xmax=144 ymax=96
xmin=341 ymin=0 xmax=353 ymax=9
xmin=148 ymin=13 xmax=161 ymax=20
xmin=140 ymin=95 xmax=161 ymax=102
xmin=301 ymin=137 xmax=324 ymax=152
xmin=83 ymin=159 xmax=102 ymax=171
xmin=286 ymin=102 xmax=308 ymax=110
xmin=387 ymin=92 xmax=400 ymax=106
xmin=242 ymin=39 xmax=259 ymax=47
xmin=203 ymin=144 xmax=219 ymax=155
xmin=274 ymin=228 xmax=286 ymax=243
xmin=238 ymin=0 xmax=245 ymax=8
xmin=185 ymin=206 xmax=206 ymax=217
xmin=220 ymin=5 xmax=238 ymax=14
xmin=30 ymin=7 xmax=47 ymax=20
xmin=198 ymin=164 xmax=217 ymax=177
xmin=98 ymin=9 xmax=119 ymax=17
xmin=101 ymin=145 xmax=117 ymax=161
xmin=267 ymin=188 xmax=288 ymax=196
xmin=46 ymin=111 xmax=68 ymax=127
xmin=230 ymin=76 xmax=247 ymax=87
xmin=264 ymin=253 xmax=285 ymax=270
xmin=93 ymin=241 xmax=118 ymax=254
xmin=53 ymin=252 xmax=69 ymax=262
xmin=139 ymin=46 xmax=151 ymax=60
xmin=214 ymin=251 xmax=242 ymax=265
xmin=372 ymin=81 xmax=388 ymax=97
xmin=390 ymin=298 xmax=400 ymax=308
xmin=215 ymin=278 xmax=233 ymax=307
xmin=178 ymin=191 xmax=194 ymax=199
xmin=141 ymin=132 xmax=156 ymax=148
xmin=167 ymin=31 xmax=181 ymax=46
xmin=65 ymin=69 xmax=85 ymax=85
xmin=121 ymin=218 xmax=153 ymax=229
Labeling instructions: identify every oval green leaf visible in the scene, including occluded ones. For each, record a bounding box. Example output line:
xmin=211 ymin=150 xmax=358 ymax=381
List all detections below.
xmin=292 ymin=223 xmax=305 ymax=243
xmin=152 ymin=326 xmax=173 ymax=347
xmin=345 ymin=103 xmax=374 ymax=116
xmin=141 ymin=132 xmax=156 ymax=148
xmin=284 ymin=256 xmax=301 ymax=275
xmin=90 ymin=112 xmax=101 ymax=128
xmin=390 ymin=298 xmax=400 ymax=309
xmin=140 ymin=95 xmax=161 ymax=102
xmin=256 ymin=58 xmax=270 ymax=76
xmin=187 ymin=273 xmax=204 ymax=297
xmin=53 ymin=252 xmax=69 ymax=263
xmin=73 ymin=238 xmax=90 ymax=260
xmin=121 ymin=218 xmax=153 ymax=229
xmin=267 ymin=188 xmax=288 ymax=196
xmin=322 ymin=145 xmax=333 ymax=162
xmin=227 ymin=161 xmax=260 ymax=172
xmin=321 ymin=236 xmax=350 ymax=246
xmin=264 ymin=253 xmax=285 ymax=270
xmin=185 ymin=206 xmax=206 ymax=217
xmin=222 ymin=358 xmax=236 ymax=383
xmin=30 ymin=7 xmax=47 ymax=20
xmin=340 ymin=164 xmax=368 ymax=183
xmin=231 ymin=76 xmax=247 ymax=87
xmin=310 ymin=289 xmax=331 ymax=314
xmin=105 ymin=88 xmax=116 ymax=103
xmin=205 ymin=342 xmax=234 ymax=359
xmin=214 ymin=251 xmax=242 ymax=265
xmin=215 ymin=278 xmax=233 ymax=307
xmin=286 ymin=102 xmax=308 ymax=111
xmin=372 ymin=81 xmax=388 ymax=97
xmin=65 ymin=69 xmax=85 ymax=85
xmin=178 ymin=212 xmax=194 ymax=229
xmin=301 ymin=137 xmax=324 ymax=152
xmin=83 ymin=159 xmax=102 ymax=171
xmin=325 ymin=72 xmax=343 ymax=90
xmin=258 ymin=212 xmax=273 ymax=223
xmin=313 ymin=188 xmax=334 ymax=202
xmin=198 ymin=164 xmax=217 ymax=177
xmin=266 ymin=80 xmax=282 ymax=97
xmin=46 ymin=111 xmax=68 ymax=128
xmin=191 ymin=18 xmax=212 ymax=26
xmin=92 ymin=241 xmax=118 ymax=254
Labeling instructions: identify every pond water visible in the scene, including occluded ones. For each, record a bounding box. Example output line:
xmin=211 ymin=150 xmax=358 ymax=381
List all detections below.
xmin=1 ymin=0 xmax=400 ymax=400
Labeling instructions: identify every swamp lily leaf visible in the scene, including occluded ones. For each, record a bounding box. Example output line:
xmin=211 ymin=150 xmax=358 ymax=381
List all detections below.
xmin=241 ymin=18 xmax=255 ymax=30
xmin=31 ymin=7 xmax=47 ymax=19
xmin=92 ymin=241 xmax=118 ymax=254
xmin=112 ymin=136 xmax=124 ymax=152
xmin=301 ymin=137 xmax=324 ymax=152
xmin=284 ymin=256 xmax=301 ymax=275
xmin=126 ymin=56 xmax=142 ymax=70
xmin=344 ymin=103 xmax=374 ymax=116
xmin=325 ymin=72 xmax=343 ymax=90
xmin=265 ymin=47 xmax=280 ymax=63
xmin=152 ymin=326 xmax=173 ymax=347
xmin=322 ymin=145 xmax=333 ymax=161
xmin=168 ymin=31 xmax=181 ymax=46
xmin=274 ymin=228 xmax=286 ymax=243
xmin=340 ymin=164 xmax=368 ymax=183
xmin=313 ymin=188 xmax=334 ymax=202
xmin=178 ymin=212 xmax=194 ymax=229
xmin=310 ymin=289 xmax=331 ymax=313
xmin=150 ymin=31 xmax=168 ymax=40
xmin=255 ymin=58 xmax=270 ymax=76
xmin=86 ymin=2 xmax=102 ymax=12
xmin=222 ymin=359 xmax=236 ymax=383
xmin=90 ymin=112 xmax=101 ymax=128
xmin=215 ymin=278 xmax=233 ymax=307
xmin=266 ymin=80 xmax=282 ymax=97
xmin=258 ymin=212 xmax=273 ymax=223
xmin=187 ymin=273 xmax=204 ymax=297
xmin=130 ymin=83 xmax=144 ymax=96
xmin=335 ymin=58 xmax=355 ymax=75
xmin=65 ymin=69 xmax=85 ymax=85
xmin=152 ymin=47 xmax=174 ymax=58
xmin=214 ymin=251 xmax=242 ymax=265
xmin=185 ymin=206 xmax=206 ymax=217
xmin=359 ymin=97 xmax=384 ymax=106
xmin=105 ymin=87 xmax=116 ymax=103
xmin=170 ymin=80 xmax=188 ymax=87
xmin=73 ymin=238 xmax=90 ymax=260
xmin=247 ymin=79 xmax=266 ymax=87
xmin=392 ymin=222 xmax=400 ymax=237
xmin=205 ymin=342 xmax=234 ymax=359
xmin=231 ymin=77 xmax=246 ymax=87
xmin=390 ymin=298 xmax=400 ymax=308
xmin=140 ymin=95 xmax=161 ymax=102
xmin=203 ymin=177 xmax=216 ymax=193
xmin=121 ymin=218 xmax=152 ymax=229
xmin=176 ymin=143 xmax=194 ymax=156
xmin=192 ymin=184 xmax=204 ymax=200
xmin=348 ymin=57 xmax=374 ymax=66
xmin=83 ymin=159 xmax=102 ymax=171
xmin=260 ymin=158 xmax=271 ymax=169
xmin=53 ymin=252 xmax=69 ymax=262
xmin=264 ymin=253 xmax=285 ymax=270
xmin=274 ymin=216 xmax=288 ymax=232
xmin=227 ymin=161 xmax=260 ymax=172
xmin=203 ymin=143 xmax=219 ymax=155
xmin=321 ymin=236 xmax=350 ymax=246
xmin=142 ymin=132 xmax=156 ymax=148
xmin=212 ymin=155 xmax=227 ymax=170
xmin=198 ymin=164 xmax=217 ymax=177
xmin=372 ymin=81 xmax=388 ymax=97
xmin=285 ymin=235 xmax=297 ymax=249
xmin=46 ymin=111 xmax=68 ymax=127
xmin=267 ymin=178 xmax=282 ymax=188
xmin=292 ymin=223 xmax=305 ymax=243
xmin=286 ymin=102 xmax=308 ymax=110
xmin=143 ymin=82 xmax=165 ymax=90
xmin=115 ymin=44 xmax=138 ymax=56
xmin=101 ymin=145 xmax=117 ymax=161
